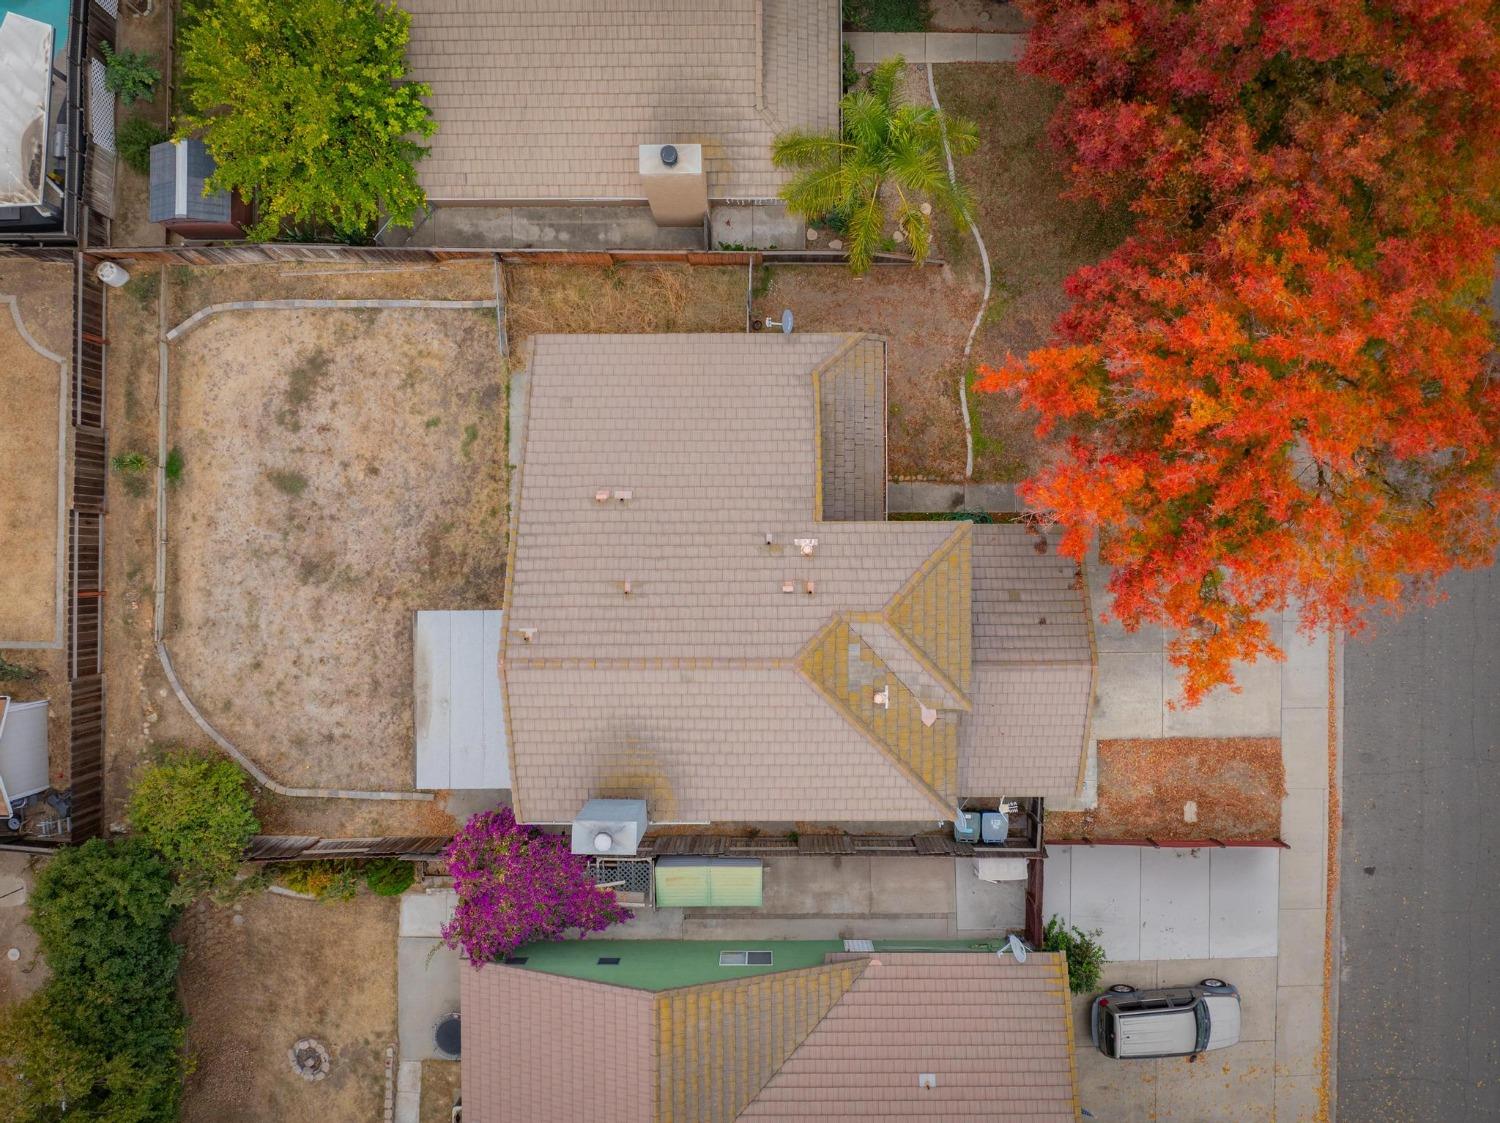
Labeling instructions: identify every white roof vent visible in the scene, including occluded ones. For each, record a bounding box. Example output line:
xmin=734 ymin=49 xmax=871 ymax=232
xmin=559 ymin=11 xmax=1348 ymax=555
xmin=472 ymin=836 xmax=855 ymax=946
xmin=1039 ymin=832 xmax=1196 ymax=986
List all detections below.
xmin=920 ymin=704 xmax=938 ymax=728
xmin=873 ymin=688 xmax=890 ymax=709
xmin=918 ymin=1073 xmax=937 ymax=1089
xmin=614 ymin=489 xmax=633 ymax=503
xmin=594 ymin=489 xmax=610 ymax=504
xmin=795 ymin=537 xmax=818 ymax=557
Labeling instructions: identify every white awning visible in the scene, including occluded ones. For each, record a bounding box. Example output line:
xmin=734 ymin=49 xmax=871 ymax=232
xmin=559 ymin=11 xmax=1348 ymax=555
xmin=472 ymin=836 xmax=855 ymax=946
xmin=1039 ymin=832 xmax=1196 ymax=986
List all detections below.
xmin=0 ymin=13 xmax=54 ymax=208
xmin=0 ymin=698 xmax=50 ymax=816
xmin=413 ymin=610 xmax=509 ymax=790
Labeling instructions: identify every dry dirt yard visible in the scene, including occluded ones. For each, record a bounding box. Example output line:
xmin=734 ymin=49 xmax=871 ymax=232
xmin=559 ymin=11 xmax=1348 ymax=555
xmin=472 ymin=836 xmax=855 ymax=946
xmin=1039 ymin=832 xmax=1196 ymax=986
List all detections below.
xmin=0 ymin=258 xmax=70 ymax=645
xmin=178 ymin=890 xmax=398 ymax=1123
xmin=165 ymin=303 xmax=506 ymax=792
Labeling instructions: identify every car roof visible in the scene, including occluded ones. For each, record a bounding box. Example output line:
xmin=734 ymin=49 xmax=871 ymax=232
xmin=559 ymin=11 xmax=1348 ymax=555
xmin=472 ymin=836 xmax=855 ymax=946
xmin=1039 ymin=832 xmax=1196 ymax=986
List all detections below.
xmin=1115 ymin=1007 xmax=1198 ymax=1057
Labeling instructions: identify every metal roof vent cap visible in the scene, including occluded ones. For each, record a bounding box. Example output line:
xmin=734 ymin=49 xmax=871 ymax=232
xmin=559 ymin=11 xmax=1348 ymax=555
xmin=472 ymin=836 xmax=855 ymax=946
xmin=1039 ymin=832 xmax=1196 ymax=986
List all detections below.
xmin=593 ymin=831 xmax=615 ymax=852
xmin=660 ymin=144 xmax=678 ymax=167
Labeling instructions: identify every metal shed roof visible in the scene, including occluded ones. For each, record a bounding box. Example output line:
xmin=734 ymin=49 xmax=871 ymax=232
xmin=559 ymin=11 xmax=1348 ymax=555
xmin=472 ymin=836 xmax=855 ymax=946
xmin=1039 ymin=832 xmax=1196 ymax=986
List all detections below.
xmin=148 ymin=138 xmax=231 ymax=223
xmin=413 ymin=610 xmax=509 ymax=791
xmin=0 ymin=697 xmax=49 ymax=815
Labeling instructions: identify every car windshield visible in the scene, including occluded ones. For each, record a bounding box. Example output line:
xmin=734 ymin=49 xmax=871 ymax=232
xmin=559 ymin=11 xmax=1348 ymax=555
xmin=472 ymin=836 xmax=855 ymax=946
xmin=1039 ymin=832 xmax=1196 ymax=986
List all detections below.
xmin=1103 ymin=1011 xmax=1117 ymax=1055
xmin=1194 ymin=1002 xmax=1210 ymax=1052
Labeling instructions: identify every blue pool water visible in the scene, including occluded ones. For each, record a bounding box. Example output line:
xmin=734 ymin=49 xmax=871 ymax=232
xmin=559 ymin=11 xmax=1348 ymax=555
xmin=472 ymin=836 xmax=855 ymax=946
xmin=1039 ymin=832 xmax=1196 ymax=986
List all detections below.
xmin=1 ymin=0 xmax=72 ymax=56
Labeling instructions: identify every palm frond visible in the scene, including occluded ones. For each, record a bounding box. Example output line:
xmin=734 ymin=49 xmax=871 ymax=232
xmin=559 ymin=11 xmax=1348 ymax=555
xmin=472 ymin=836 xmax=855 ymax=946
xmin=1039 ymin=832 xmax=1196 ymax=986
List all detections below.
xmin=781 ymin=161 xmax=849 ymax=221
xmin=840 ymin=92 xmax=888 ymax=153
xmin=771 ymin=130 xmax=846 ymax=170
xmin=867 ymin=56 xmax=905 ymax=112
xmin=896 ymin=201 xmax=931 ymax=264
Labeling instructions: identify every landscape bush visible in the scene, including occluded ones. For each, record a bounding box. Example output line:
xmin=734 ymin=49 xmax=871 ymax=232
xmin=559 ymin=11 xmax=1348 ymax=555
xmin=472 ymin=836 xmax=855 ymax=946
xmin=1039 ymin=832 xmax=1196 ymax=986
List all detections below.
xmin=127 ymin=750 xmax=260 ymax=901
xmin=0 ymin=840 xmax=187 ymax=1121
xmin=101 ymin=42 xmax=160 ymax=105
xmin=363 ymin=857 xmax=416 ymax=897
xmin=1042 ymin=915 xmax=1106 ymax=994
xmin=118 ymin=116 xmax=169 ymax=175
xmin=176 ymin=0 xmax=437 ymax=241
xmin=275 ymin=859 xmax=361 ymax=901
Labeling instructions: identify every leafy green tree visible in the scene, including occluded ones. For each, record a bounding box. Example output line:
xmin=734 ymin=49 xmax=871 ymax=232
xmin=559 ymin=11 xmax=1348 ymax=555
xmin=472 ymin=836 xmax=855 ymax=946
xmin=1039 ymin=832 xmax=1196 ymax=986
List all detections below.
xmin=127 ymin=751 xmax=259 ymax=900
xmin=1042 ymin=915 xmax=1107 ymax=993
xmin=13 ymin=840 xmax=188 ymax=1121
xmin=101 ymin=42 xmax=161 ymax=106
xmin=176 ymin=0 xmax=437 ymax=241
xmin=772 ymin=56 xmax=977 ymax=273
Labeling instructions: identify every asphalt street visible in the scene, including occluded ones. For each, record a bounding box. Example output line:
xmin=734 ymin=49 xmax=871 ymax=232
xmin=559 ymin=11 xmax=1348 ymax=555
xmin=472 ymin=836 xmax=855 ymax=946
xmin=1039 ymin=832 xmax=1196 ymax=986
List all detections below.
xmin=1339 ymin=565 xmax=1500 ymax=1121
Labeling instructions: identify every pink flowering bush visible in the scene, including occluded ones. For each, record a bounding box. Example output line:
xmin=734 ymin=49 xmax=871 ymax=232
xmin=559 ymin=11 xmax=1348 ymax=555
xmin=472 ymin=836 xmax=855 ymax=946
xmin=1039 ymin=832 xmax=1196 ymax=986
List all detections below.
xmin=441 ymin=807 xmax=631 ymax=966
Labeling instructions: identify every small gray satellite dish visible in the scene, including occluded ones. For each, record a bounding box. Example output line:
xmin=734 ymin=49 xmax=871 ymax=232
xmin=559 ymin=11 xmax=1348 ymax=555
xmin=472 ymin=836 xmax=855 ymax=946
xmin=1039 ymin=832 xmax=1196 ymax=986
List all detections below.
xmin=761 ymin=309 xmax=794 ymax=334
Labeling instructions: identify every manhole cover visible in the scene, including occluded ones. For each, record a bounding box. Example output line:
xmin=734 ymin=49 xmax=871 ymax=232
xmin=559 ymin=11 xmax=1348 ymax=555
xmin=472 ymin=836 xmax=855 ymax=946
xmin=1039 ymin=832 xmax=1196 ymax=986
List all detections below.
xmin=289 ymin=1038 xmax=331 ymax=1081
xmin=434 ymin=1013 xmax=461 ymax=1058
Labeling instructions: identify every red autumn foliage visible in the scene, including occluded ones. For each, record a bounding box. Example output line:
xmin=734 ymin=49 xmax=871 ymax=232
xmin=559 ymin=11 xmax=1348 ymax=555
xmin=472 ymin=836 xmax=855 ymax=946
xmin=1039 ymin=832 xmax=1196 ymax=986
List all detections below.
xmin=977 ymin=0 xmax=1500 ymax=704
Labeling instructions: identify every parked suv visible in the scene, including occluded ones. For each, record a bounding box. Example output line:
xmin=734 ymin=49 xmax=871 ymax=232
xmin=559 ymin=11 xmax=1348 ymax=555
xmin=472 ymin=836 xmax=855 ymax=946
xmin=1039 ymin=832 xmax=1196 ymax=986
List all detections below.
xmin=1090 ymin=979 xmax=1242 ymax=1059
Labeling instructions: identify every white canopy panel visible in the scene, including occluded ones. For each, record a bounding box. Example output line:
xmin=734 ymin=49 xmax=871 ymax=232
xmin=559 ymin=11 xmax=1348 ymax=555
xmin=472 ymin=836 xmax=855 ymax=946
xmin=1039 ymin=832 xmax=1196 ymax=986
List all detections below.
xmin=0 ymin=13 xmax=53 ymax=208
xmin=413 ymin=610 xmax=509 ymax=790
xmin=0 ymin=698 xmax=50 ymax=815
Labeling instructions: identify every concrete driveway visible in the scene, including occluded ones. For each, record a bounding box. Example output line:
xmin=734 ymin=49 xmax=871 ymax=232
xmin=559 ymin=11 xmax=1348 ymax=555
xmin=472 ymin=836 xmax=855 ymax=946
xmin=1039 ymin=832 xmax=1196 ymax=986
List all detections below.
xmin=1075 ymin=957 xmax=1278 ymax=1121
xmin=1045 ymin=845 xmax=1279 ymax=960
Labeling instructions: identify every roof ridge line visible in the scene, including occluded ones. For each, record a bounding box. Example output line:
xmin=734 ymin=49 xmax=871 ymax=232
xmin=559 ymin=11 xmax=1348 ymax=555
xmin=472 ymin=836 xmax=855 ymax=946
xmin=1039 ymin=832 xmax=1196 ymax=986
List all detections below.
xmin=793 ymin=614 xmax=956 ymax=819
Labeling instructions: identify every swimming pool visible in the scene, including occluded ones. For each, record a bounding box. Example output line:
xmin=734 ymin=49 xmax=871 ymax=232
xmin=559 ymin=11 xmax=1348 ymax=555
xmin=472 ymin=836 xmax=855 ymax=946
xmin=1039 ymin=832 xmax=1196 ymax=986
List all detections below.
xmin=1 ymin=0 xmax=71 ymax=56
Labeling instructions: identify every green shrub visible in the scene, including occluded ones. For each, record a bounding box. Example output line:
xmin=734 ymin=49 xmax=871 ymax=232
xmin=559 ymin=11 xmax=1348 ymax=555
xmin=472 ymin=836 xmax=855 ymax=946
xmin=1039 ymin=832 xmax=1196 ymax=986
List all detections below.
xmin=1042 ymin=915 xmax=1107 ymax=993
xmin=843 ymin=0 xmax=928 ymax=32
xmin=111 ymin=450 xmax=152 ymax=474
xmin=118 ymin=116 xmax=169 ymax=175
xmin=176 ymin=0 xmax=437 ymax=241
xmin=101 ymin=42 xmax=161 ymax=106
xmin=164 ymin=446 xmax=185 ymax=484
xmin=842 ymin=42 xmax=859 ymax=93
xmin=276 ymin=859 xmax=360 ymax=901
xmin=127 ymin=751 xmax=259 ymax=901
xmin=0 ymin=656 xmax=37 ymax=682
xmin=267 ymin=469 xmax=308 ymax=497
xmin=364 ymin=857 xmax=416 ymax=897
xmin=7 ymin=839 xmax=188 ymax=1121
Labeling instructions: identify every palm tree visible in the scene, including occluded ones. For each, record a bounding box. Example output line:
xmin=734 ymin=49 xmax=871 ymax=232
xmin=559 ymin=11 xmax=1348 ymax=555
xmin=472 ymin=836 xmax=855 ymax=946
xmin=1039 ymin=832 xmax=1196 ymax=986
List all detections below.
xmin=772 ymin=56 xmax=979 ymax=273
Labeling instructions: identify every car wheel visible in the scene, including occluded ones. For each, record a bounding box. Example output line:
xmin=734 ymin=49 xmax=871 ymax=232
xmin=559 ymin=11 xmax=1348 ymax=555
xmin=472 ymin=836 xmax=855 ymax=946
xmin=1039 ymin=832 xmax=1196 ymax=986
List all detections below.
xmin=1107 ymin=984 xmax=1136 ymax=993
xmin=1200 ymin=978 xmax=1227 ymax=988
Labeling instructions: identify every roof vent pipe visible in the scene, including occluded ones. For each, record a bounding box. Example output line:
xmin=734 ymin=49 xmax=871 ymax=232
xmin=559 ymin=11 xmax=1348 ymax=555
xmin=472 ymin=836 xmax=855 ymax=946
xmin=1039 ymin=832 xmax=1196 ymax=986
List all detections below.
xmin=660 ymin=144 xmax=678 ymax=167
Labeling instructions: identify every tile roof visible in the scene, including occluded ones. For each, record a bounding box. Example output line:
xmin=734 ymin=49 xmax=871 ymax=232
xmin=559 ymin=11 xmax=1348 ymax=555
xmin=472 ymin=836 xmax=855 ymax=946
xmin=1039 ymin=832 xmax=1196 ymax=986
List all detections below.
xmin=740 ymin=952 xmax=1079 ymax=1121
xmin=403 ymin=0 xmax=840 ymax=203
xmin=503 ymin=335 xmax=1093 ymax=823
xmin=460 ymin=951 xmax=1078 ymax=1122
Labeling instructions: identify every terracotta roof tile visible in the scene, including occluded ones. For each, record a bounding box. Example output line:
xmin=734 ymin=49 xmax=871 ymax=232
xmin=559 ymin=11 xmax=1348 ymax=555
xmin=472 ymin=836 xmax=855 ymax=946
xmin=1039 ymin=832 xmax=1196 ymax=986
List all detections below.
xmin=404 ymin=0 xmax=839 ymax=202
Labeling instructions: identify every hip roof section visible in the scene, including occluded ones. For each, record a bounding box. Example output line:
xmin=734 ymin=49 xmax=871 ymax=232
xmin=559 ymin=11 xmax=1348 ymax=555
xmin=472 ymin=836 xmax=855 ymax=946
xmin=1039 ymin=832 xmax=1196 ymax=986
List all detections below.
xmin=403 ymin=0 xmax=840 ymax=202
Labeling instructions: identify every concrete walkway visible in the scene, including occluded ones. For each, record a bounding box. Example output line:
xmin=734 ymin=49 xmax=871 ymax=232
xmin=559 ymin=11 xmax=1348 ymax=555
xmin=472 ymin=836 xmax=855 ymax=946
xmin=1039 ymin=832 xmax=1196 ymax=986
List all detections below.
xmin=1068 ymin=560 xmax=1336 ymax=1121
xmin=846 ymin=31 xmax=1026 ymax=65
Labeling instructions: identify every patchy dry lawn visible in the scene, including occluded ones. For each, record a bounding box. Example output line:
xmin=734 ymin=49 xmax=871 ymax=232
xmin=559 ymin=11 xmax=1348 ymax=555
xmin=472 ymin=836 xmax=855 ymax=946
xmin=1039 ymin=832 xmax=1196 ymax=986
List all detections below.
xmin=935 ymin=62 xmax=1130 ymax=483
xmin=1047 ymin=738 xmax=1287 ymax=841
xmin=178 ymin=891 xmax=398 ymax=1123
xmin=165 ymin=304 xmax=506 ymax=792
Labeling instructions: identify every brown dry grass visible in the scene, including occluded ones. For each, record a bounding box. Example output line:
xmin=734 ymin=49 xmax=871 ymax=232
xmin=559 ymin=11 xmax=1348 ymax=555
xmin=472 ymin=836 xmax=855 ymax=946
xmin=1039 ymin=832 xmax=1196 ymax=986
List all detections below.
xmin=505 ymin=262 xmax=745 ymax=353
xmin=178 ymin=891 xmax=398 ymax=1123
xmin=420 ymin=1060 xmax=461 ymax=1123
xmin=932 ymin=63 xmax=1130 ymax=482
xmin=0 ymin=259 xmax=70 ymax=643
xmin=1048 ymin=737 xmax=1287 ymax=840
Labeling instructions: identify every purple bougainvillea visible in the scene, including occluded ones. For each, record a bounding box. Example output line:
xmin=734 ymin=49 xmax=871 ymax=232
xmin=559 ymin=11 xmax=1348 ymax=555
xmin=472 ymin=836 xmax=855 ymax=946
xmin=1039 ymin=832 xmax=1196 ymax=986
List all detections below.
xmin=440 ymin=807 xmax=632 ymax=966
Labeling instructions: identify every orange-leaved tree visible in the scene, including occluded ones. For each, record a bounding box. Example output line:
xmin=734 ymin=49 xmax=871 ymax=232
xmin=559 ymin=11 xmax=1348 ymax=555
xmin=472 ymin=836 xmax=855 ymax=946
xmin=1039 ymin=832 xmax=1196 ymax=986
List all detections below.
xmin=978 ymin=0 xmax=1500 ymax=704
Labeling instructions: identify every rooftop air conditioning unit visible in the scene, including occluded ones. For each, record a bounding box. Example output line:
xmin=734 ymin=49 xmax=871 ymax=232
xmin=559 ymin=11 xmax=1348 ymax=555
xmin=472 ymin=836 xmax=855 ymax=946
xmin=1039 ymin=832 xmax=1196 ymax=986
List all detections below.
xmin=570 ymin=798 xmax=649 ymax=856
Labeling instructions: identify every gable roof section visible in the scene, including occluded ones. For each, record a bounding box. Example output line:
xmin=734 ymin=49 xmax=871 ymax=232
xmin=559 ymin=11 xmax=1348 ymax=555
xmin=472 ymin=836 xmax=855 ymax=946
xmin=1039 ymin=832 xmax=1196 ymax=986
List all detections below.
xmin=739 ymin=952 xmax=1079 ymax=1121
xmin=403 ymin=0 xmax=839 ymax=203
xmin=461 ymin=952 xmax=1078 ymax=1123
xmin=657 ymin=962 xmax=866 ymax=1123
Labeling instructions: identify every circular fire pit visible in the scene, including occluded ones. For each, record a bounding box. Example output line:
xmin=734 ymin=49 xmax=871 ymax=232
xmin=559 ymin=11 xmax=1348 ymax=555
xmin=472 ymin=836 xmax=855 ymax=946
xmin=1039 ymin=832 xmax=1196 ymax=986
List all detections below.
xmin=289 ymin=1038 xmax=331 ymax=1081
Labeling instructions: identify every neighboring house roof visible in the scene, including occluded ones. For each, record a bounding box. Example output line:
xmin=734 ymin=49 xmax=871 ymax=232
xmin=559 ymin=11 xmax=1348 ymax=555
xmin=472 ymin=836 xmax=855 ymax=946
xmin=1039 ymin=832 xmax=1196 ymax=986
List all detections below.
xmin=503 ymin=334 xmax=1093 ymax=824
xmin=402 ymin=0 xmax=839 ymax=203
xmin=461 ymin=950 xmax=1079 ymax=1122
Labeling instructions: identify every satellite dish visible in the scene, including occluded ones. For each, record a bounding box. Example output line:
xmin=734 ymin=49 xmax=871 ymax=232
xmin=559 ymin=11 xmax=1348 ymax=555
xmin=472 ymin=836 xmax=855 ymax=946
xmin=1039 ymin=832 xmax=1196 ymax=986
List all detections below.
xmin=760 ymin=309 xmax=794 ymax=334
xmin=1006 ymin=934 xmax=1028 ymax=963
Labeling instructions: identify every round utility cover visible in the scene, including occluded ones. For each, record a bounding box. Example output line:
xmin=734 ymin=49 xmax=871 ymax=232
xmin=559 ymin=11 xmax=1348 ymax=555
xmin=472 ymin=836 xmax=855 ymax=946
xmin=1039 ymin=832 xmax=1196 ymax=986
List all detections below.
xmin=434 ymin=1013 xmax=461 ymax=1058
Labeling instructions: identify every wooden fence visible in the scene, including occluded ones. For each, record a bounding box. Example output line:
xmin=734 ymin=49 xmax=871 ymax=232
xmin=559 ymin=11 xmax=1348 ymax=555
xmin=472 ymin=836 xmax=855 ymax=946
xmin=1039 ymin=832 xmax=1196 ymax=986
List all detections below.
xmin=64 ymin=259 xmax=109 ymax=841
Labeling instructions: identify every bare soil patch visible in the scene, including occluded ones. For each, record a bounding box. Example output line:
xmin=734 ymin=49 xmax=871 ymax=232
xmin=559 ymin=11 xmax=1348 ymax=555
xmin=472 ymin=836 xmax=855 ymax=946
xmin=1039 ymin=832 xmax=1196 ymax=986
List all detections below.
xmin=0 ymin=260 xmax=70 ymax=643
xmin=166 ymin=305 xmax=506 ymax=792
xmin=1047 ymin=738 xmax=1287 ymax=841
xmin=178 ymin=891 xmax=398 ymax=1123
xmin=930 ymin=0 xmax=1030 ymax=32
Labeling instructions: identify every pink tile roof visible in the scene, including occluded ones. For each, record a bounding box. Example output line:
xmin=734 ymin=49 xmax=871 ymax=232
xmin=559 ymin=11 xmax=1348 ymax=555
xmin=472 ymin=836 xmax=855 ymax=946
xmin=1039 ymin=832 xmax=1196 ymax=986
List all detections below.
xmin=460 ymin=951 xmax=1079 ymax=1121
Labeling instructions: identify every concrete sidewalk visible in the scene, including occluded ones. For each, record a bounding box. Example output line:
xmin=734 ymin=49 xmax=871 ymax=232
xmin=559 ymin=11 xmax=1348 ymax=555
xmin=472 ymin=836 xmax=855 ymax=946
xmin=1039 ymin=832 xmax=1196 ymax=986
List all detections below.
xmin=1071 ymin=560 xmax=1335 ymax=1121
xmin=846 ymin=31 xmax=1026 ymax=65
